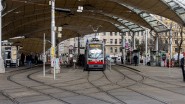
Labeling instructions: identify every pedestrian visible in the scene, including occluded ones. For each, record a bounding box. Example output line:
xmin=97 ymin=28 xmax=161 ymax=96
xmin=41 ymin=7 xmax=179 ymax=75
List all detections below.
xmin=133 ymin=55 xmax=138 ymax=66
xmin=21 ymin=53 xmax=25 ymax=66
xmin=180 ymin=54 xmax=185 ymax=82
xmin=121 ymin=56 xmax=123 ymax=64
xmin=34 ymin=54 xmax=38 ymax=65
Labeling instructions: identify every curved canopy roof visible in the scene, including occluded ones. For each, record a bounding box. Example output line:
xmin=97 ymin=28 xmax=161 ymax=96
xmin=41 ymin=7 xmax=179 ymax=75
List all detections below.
xmin=2 ymin=0 xmax=185 ymax=53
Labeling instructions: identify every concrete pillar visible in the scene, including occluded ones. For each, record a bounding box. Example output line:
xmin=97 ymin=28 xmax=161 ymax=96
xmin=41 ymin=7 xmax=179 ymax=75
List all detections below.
xmin=155 ymin=35 xmax=159 ymax=51
xmin=133 ymin=32 xmax=136 ymax=50
xmin=169 ymin=23 xmax=173 ymax=59
xmin=155 ymin=34 xmax=159 ymax=66
xmin=0 ymin=0 xmax=5 ymax=73
xmin=51 ymin=0 xmax=56 ymax=67
xmin=121 ymin=33 xmax=126 ymax=64
xmin=170 ymin=29 xmax=172 ymax=60
xmin=78 ymin=34 xmax=80 ymax=56
xmin=145 ymin=30 xmax=148 ymax=65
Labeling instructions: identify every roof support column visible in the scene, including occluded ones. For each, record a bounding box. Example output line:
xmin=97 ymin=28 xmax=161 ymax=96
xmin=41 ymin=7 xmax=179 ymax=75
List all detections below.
xmin=169 ymin=29 xmax=173 ymax=67
xmin=155 ymin=34 xmax=159 ymax=66
xmin=155 ymin=35 xmax=159 ymax=52
xmin=0 ymin=0 xmax=5 ymax=73
xmin=133 ymin=32 xmax=136 ymax=50
xmin=51 ymin=0 xmax=56 ymax=67
xmin=78 ymin=34 xmax=80 ymax=57
xmin=121 ymin=32 xmax=126 ymax=64
xmin=145 ymin=30 xmax=148 ymax=65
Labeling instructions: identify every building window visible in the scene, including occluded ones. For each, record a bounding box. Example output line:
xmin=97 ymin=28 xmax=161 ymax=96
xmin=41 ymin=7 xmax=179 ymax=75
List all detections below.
xmin=115 ymin=39 xmax=117 ymax=44
xmin=115 ymin=47 xmax=117 ymax=53
xmin=103 ymin=32 xmax=106 ymax=36
xmin=110 ymin=39 xmax=113 ymax=44
xmin=165 ymin=39 xmax=168 ymax=44
xmin=175 ymin=48 xmax=182 ymax=52
xmin=115 ymin=32 xmax=117 ymax=36
xmin=119 ymin=33 xmax=122 ymax=36
xmin=119 ymin=39 xmax=122 ymax=44
xmin=110 ymin=32 xmax=113 ymax=36
xmin=103 ymin=39 xmax=107 ymax=43
xmin=175 ymin=40 xmax=178 ymax=44
xmin=120 ymin=47 xmax=122 ymax=52
xmin=110 ymin=47 xmax=113 ymax=53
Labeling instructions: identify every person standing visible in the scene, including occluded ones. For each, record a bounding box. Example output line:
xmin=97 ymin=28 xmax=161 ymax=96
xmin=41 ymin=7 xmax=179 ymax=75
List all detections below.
xmin=34 ymin=54 xmax=38 ymax=65
xmin=21 ymin=53 xmax=25 ymax=66
xmin=133 ymin=55 xmax=138 ymax=66
xmin=121 ymin=56 xmax=123 ymax=64
xmin=180 ymin=55 xmax=185 ymax=82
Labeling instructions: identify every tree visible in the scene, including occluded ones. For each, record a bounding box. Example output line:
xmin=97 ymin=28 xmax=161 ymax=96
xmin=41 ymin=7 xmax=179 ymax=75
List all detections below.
xmin=176 ymin=26 xmax=184 ymax=66
xmin=158 ymin=36 xmax=168 ymax=52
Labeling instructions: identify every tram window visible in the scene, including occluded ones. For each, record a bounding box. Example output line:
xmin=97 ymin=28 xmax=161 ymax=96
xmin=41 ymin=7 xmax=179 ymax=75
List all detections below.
xmin=88 ymin=44 xmax=103 ymax=59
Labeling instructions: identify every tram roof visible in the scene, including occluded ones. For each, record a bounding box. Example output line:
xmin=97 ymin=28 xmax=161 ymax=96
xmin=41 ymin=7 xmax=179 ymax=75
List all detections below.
xmin=2 ymin=0 xmax=185 ymax=53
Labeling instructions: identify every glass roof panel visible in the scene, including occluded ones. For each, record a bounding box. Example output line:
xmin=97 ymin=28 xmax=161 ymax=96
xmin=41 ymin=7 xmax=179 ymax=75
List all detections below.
xmin=121 ymin=4 xmax=169 ymax=33
xmin=163 ymin=0 xmax=185 ymax=23
xmin=104 ymin=13 xmax=144 ymax=32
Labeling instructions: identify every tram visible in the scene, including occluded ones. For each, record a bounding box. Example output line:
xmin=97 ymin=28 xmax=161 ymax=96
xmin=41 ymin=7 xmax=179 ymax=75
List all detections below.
xmin=84 ymin=38 xmax=106 ymax=71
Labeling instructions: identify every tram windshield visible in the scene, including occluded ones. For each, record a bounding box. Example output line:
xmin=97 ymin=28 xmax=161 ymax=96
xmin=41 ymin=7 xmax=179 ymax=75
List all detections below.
xmin=88 ymin=44 xmax=103 ymax=59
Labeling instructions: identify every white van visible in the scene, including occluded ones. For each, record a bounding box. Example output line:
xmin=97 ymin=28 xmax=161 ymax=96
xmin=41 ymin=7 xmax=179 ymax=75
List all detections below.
xmin=116 ymin=57 xmax=122 ymax=64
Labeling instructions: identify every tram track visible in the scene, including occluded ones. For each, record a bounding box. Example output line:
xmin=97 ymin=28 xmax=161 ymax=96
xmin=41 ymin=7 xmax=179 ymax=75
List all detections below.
xmin=4 ymin=64 xmax=185 ymax=104
xmin=104 ymin=68 xmax=168 ymax=104
xmin=26 ymin=68 xmax=118 ymax=104
xmin=0 ymin=90 xmax=20 ymax=104
xmin=118 ymin=64 xmax=185 ymax=87
xmin=116 ymin=65 xmax=185 ymax=96
xmin=6 ymin=67 xmax=71 ymax=104
xmin=87 ymin=71 xmax=128 ymax=104
xmin=0 ymin=67 xmax=37 ymax=104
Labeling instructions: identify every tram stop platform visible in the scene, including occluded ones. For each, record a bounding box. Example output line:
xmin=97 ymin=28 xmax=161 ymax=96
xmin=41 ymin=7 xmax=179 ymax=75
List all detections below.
xmin=0 ymin=64 xmax=185 ymax=104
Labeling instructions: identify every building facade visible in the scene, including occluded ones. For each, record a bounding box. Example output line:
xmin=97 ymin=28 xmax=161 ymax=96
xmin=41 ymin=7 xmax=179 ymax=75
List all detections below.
xmin=58 ymin=32 xmax=145 ymax=57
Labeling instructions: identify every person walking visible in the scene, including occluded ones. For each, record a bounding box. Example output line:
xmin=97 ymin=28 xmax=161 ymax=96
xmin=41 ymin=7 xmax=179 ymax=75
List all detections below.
xmin=180 ymin=55 xmax=185 ymax=82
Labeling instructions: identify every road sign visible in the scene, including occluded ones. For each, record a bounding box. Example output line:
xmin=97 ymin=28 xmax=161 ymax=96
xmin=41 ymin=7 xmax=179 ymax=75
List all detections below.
xmin=51 ymin=47 xmax=55 ymax=57
xmin=69 ymin=45 xmax=73 ymax=50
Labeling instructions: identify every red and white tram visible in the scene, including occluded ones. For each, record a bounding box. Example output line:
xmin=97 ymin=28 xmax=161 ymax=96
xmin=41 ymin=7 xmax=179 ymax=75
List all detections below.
xmin=84 ymin=38 xmax=105 ymax=71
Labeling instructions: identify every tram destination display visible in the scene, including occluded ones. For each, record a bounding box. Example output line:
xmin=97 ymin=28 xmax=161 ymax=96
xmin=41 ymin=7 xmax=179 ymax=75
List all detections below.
xmin=89 ymin=44 xmax=101 ymax=48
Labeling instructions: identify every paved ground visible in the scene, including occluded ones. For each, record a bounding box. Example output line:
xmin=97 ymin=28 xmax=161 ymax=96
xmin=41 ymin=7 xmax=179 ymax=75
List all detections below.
xmin=0 ymin=64 xmax=185 ymax=104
